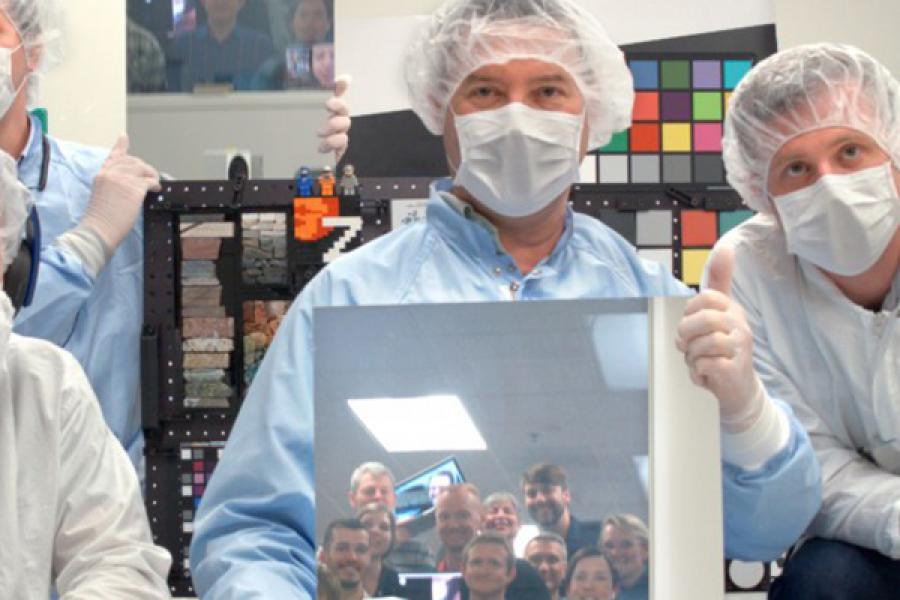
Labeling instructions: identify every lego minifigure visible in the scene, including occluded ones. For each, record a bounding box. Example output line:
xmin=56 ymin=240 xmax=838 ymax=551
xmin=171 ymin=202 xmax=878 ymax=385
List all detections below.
xmin=339 ymin=164 xmax=359 ymax=196
xmin=295 ymin=166 xmax=314 ymax=197
xmin=318 ymin=165 xmax=336 ymax=196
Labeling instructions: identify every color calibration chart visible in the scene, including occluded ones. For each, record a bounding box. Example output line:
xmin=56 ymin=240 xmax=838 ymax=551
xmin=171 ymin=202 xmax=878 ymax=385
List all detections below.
xmin=177 ymin=442 xmax=225 ymax=572
xmin=579 ymin=54 xmax=757 ymax=285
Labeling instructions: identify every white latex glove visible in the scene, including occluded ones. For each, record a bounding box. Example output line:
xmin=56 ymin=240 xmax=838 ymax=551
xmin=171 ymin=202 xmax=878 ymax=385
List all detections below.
xmin=81 ymin=135 xmax=161 ymax=252
xmin=675 ymin=247 xmax=765 ymax=432
xmin=318 ymin=74 xmax=352 ymax=162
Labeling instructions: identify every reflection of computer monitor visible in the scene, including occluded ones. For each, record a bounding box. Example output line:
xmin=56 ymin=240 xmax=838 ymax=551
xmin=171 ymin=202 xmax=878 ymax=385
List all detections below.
xmin=394 ymin=457 xmax=465 ymax=523
xmin=398 ymin=572 xmax=461 ymax=600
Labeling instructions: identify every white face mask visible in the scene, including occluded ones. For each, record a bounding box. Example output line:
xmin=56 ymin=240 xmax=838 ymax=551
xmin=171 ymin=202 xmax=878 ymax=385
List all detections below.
xmin=772 ymin=162 xmax=900 ymax=276
xmin=452 ymin=103 xmax=583 ymax=218
xmin=0 ymin=43 xmax=26 ymax=118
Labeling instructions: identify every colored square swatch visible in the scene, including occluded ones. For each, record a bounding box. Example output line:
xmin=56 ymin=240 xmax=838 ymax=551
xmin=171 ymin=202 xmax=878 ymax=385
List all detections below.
xmin=662 ymin=123 xmax=691 ymax=152
xmin=630 ymin=60 xmax=659 ymax=89
xmin=579 ymin=155 xmax=598 ymax=183
xmin=694 ymin=154 xmax=725 ymax=183
xmin=693 ymin=92 xmax=723 ymax=120
xmin=662 ymin=155 xmax=692 ymax=183
xmin=719 ymin=210 xmax=755 ymax=236
xmin=630 ymin=123 xmax=660 ymax=152
xmin=598 ymin=155 xmax=629 ymax=183
xmin=598 ymin=209 xmax=637 ymax=243
xmin=600 ymin=130 xmax=629 ymax=153
xmin=724 ymin=91 xmax=733 ymax=115
xmin=682 ymin=249 xmax=712 ymax=285
xmin=633 ymin=92 xmax=660 ymax=121
xmin=661 ymin=60 xmax=690 ymax=89
xmin=693 ymin=122 xmax=723 ymax=152
xmin=638 ymin=248 xmax=674 ymax=274
xmin=693 ymin=60 xmax=721 ymax=89
xmin=631 ymin=155 xmax=660 ymax=183
xmin=724 ymin=60 xmax=753 ymax=89
xmin=637 ymin=210 xmax=673 ymax=245
xmin=661 ymin=92 xmax=692 ymax=121
xmin=682 ymin=210 xmax=718 ymax=246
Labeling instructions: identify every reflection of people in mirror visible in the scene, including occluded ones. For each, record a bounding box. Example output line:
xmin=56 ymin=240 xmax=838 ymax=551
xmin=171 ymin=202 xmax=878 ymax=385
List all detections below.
xmin=428 ymin=471 xmax=455 ymax=505
xmin=482 ymin=492 xmax=521 ymax=548
xmin=172 ymin=0 xmax=275 ymax=91
xmin=461 ymin=533 xmax=518 ymax=600
xmin=600 ymin=514 xmax=649 ymax=600
xmin=525 ymin=533 xmax=568 ymax=600
xmin=319 ymin=518 xmax=371 ymax=600
xmin=521 ymin=464 xmax=602 ymax=557
xmin=356 ymin=503 xmax=406 ymax=598
xmin=312 ymin=42 xmax=335 ymax=88
xmin=564 ymin=547 xmax=618 ymax=600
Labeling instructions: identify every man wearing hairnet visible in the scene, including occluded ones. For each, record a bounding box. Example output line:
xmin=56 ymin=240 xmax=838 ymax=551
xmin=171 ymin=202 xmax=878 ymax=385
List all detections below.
xmin=0 ymin=151 xmax=171 ymax=598
xmin=0 ymin=1 xmax=350 ymax=482
xmin=713 ymin=44 xmax=900 ymax=599
xmin=190 ymin=1 xmax=821 ymax=597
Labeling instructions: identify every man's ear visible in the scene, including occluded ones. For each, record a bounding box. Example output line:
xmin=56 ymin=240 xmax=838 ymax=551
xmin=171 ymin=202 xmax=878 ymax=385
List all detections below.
xmin=25 ymin=43 xmax=42 ymax=72
xmin=506 ymin=564 xmax=517 ymax=584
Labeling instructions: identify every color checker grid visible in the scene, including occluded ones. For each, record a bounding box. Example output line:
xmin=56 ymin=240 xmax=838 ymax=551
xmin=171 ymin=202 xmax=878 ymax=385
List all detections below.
xmin=178 ymin=442 xmax=225 ymax=572
xmin=596 ymin=55 xmax=753 ymax=185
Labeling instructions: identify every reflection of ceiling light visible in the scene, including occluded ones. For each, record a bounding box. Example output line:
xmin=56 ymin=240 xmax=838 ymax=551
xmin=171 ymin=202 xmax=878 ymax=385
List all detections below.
xmin=591 ymin=312 xmax=648 ymax=391
xmin=514 ymin=524 xmax=541 ymax=557
xmin=348 ymin=395 xmax=487 ymax=453
xmin=633 ymin=455 xmax=649 ymax=498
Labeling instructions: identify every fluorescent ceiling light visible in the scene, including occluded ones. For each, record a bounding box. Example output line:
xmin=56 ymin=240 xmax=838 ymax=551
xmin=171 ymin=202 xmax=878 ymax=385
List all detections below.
xmin=348 ymin=394 xmax=487 ymax=453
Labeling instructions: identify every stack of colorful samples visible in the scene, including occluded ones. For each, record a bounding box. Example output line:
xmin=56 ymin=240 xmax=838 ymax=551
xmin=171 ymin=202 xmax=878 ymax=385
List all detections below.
xmin=241 ymin=212 xmax=288 ymax=286
xmin=242 ymin=299 xmax=291 ymax=389
xmin=180 ymin=217 xmax=236 ymax=409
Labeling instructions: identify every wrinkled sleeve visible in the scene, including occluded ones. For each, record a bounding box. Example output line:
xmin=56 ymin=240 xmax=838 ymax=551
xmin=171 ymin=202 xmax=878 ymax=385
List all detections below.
xmin=735 ymin=273 xmax=900 ymax=558
xmin=53 ymin=352 xmax=171 ymax=599
xmin=189 ymin=278 xmax=325 ymax=599
xmin=722 ymin=399 xmax=821 ymax=561
xmin=13 ymin=244 xmax=94 ymax=346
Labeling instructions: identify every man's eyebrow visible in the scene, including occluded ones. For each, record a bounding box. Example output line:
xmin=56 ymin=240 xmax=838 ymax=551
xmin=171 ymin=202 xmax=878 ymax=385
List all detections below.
xmin=528 ymin=74 xmax=568 ymax=84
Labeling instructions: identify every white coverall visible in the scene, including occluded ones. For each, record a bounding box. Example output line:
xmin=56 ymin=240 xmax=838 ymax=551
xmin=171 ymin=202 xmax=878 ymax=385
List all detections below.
xmin=0 ymin=293 xmax=171 ymax=598
xmin=720 ymin=213 xmax=900 ymax=557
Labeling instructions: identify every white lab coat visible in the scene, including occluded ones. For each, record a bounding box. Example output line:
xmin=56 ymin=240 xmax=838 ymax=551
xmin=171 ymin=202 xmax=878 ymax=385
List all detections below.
xmin=0 ymin=294 xmax=172 ymax=598
xmin=717 ymin=214 xmax=900 ymax=557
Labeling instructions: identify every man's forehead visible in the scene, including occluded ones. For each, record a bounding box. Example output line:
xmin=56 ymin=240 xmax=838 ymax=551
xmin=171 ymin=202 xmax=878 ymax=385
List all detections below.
xmin=437 ymin=490 xmax=479 ymax=512
xmin=359 ymin=472 xmax=392 ymax=486
xmin=332 ymin=527 xmax=368 ymax=544
xmin=461 ymin=59 xmax=576 ymax=86
xmin=527 ymin=540 xmax=564 ymax=555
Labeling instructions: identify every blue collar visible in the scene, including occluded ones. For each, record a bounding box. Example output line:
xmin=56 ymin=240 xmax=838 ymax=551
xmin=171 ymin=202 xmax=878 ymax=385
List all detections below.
xmin=427 ymin=179 xmax=576 ymax=278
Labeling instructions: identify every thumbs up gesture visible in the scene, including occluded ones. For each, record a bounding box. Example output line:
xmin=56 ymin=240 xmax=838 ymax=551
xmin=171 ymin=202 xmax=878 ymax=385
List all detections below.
xmin=676 ymin=246 xmax=764 ymax=431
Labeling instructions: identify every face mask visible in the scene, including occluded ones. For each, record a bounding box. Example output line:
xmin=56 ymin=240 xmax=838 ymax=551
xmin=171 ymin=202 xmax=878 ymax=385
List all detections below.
xmin=452 ymin=103 xmax=583 ymax=218
xmin=0 ymin=43 xmax=26 ymax=118
xmin=772 ymin=162 xmax=900 ymax=276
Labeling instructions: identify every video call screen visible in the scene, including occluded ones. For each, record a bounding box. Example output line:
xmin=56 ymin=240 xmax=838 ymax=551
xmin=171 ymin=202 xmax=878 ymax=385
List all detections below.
xmin=394 ymin=457 xmax=466 ymax=523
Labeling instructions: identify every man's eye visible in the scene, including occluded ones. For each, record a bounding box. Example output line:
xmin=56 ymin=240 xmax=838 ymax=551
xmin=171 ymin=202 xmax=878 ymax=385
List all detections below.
xmin=786 ymin=162 xmax=807 ymax=177
xmin=841 ymin=144 xmax=861 ymax=160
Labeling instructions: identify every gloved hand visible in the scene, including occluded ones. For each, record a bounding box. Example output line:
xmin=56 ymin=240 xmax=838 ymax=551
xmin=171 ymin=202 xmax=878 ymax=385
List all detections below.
xmin=675 ymin=246 xmax=765 ymax=432
xmin=318 ymin=74 xmax=352 ymax=162
xmin=81 ymin=135 xmax=161 ymax=252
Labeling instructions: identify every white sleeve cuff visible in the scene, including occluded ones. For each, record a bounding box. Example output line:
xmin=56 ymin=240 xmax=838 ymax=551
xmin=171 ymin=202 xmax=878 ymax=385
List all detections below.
xmin=55 ymin=225 xmax=112 ymax=279
xmin=721 ymin=390 xmax=791 ymax=471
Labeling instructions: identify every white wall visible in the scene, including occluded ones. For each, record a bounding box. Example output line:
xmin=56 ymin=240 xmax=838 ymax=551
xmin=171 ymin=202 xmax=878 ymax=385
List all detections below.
xmin=40 ymin=1 xmax=124 ymax=147
xmin=775 ymin=0 xmax=899 ymax=76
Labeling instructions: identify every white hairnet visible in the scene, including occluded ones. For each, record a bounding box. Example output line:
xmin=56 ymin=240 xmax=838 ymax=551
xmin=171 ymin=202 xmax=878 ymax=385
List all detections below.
xmin=722 ymin=43 xmax=900 ymax=213
xmin=0 ymin=0 xmax=64 ymax=104
xmin=404 ymin=0 xmax=634 ymax=151
xmin=0 ymin=150 xmax=31 ymax=269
